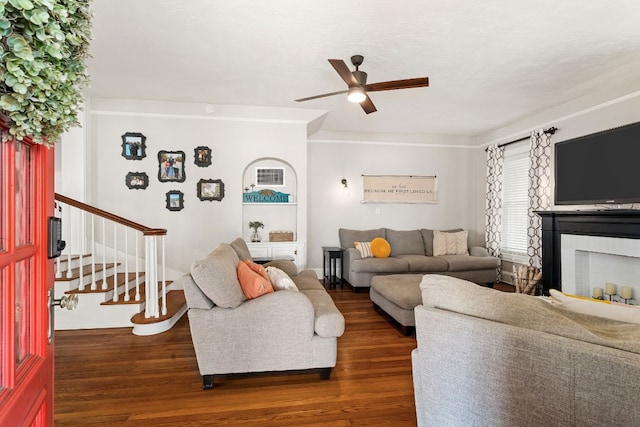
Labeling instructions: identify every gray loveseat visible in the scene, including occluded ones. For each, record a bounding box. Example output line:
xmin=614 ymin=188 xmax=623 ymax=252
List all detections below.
xmin=338 ymin=228 xmax=499 ymax=289
xmin=413 ymin=275 xmax=640 ymax=426
xmin=179 ymin=238 xmax=345 ymax=389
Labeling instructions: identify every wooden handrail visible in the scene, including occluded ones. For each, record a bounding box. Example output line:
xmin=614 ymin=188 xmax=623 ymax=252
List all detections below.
xmin=55 ymin=193 xmax=167 ymax=236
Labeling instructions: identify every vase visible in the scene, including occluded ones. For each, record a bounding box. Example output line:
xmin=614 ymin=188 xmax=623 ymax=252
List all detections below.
xmin=251 ymin=230 xmax=262 ymax=242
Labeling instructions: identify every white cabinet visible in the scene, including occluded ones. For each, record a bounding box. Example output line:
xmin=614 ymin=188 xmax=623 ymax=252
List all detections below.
xmin=247 ymin=241 xmax=306 ymax=271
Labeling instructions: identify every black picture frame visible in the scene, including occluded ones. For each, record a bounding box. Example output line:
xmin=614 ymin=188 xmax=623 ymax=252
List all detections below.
xmin=121 ymin=132 xmax=146 ymax=160
xmin=197 ymin=178 xmax=225 ymax=201
xmin=165 ymin=190 xmax=184 ymax=211
xmin=125 ymin=172 xmax=149 ymax=190
xmin=194 ymin=146 xmax=212 ymax=167
xmin=158 ymin=150 xmax=186 ymax=182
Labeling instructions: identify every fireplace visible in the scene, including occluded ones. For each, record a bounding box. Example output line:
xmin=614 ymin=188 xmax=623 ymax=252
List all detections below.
xmin=537 ymin=210 xmax=640 ymax=296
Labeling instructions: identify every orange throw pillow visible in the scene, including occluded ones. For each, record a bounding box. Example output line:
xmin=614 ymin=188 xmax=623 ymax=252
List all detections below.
xmin=243 ymin=259 xmax=272 ymax=285
xmin=371 ymin=237 xmax=391 ymax=258
xmin=237 ymin=261 xmax=274 ymax=299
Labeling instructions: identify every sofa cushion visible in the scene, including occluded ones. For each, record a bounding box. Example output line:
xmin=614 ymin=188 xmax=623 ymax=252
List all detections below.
xmin=420 ymin=274 xmax=640 ymax=355
xmin=266 ymin=266 xmax=299 ymax=291
xmin=371 ymin=237 xmax=391 ymax=258
xmin=437 ymin=254 xmax=500 ymax=271
xmin=396 ymin=255 xmax=449 ymax=272
xmin=237 ymin=261 xmax=274 ymax=299
xmin=354 ymin=241 xmax=374 ymax=258
xmin=180 ymin=273 xmax=215 ymax=309
xmin=190 ymin=243 xmax=246 ymax=308
xmin=339 ymin=228 xmax=386 ymax=249
xmin=263 ymin=258 xmax=298 ymax=277
xmin=230 ymin=237 xmax=252 ymax=261
xmin=351 ymin=256 xmax=409 ymax=274
xmin=433 ymin=230 xmax=469 ymax=256
xmin=301 ymin=289 xmax=346 ymax=337
xmin=386 ymin=229 xmax=426 ymax=256
xmin=421 ymin=228 xmax=463 ymax=256
xmin=371 ymin=274 xmax=424 ymax=310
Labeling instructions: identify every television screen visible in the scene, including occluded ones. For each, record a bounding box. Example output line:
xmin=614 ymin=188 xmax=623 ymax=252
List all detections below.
xmin=554 ymin=121 xmax=640 ymax=205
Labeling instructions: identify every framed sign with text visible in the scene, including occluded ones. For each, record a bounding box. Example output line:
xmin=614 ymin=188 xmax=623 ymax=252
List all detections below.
xmin=362 ymin=175 xmax=437 ymax=204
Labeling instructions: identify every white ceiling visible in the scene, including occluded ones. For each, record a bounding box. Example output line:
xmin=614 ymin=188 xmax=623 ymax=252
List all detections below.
xmin=86 ymin=0 xmax=640 ymax=138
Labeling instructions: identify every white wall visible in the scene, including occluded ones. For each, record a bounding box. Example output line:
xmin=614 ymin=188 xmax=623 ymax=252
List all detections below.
xmin=306 ymin=138 xmax=482 ymax=269
xmin=82 ymin=99 xmax=311 ymax=275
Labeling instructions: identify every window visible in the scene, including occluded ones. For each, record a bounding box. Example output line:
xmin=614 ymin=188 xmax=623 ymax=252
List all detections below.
xmin=501 ymin=142 xmax=529 ymax=263
xmin=255 ymin=167 xmax=284 ymax=187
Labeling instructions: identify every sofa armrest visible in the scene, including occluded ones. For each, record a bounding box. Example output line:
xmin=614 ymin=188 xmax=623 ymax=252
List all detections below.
xmin=469 ymin=246 xmax=491 ymax=257
xmin=264 ymin=258 xmax=298 ymax=277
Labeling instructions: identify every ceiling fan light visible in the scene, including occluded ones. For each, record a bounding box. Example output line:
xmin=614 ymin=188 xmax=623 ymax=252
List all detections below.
xmin=347 ymin=87 xmax=366 ymax=103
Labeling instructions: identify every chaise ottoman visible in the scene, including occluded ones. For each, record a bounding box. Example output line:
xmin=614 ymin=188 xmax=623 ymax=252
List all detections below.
xmin=370 ymin=274 xmax=424 ymax=335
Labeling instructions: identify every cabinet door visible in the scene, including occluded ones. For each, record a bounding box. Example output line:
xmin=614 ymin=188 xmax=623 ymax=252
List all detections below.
xmin=248 ymin=245 xmax=270 ymax=259
xmin=272 ymin=245 xmax=298 ymax=262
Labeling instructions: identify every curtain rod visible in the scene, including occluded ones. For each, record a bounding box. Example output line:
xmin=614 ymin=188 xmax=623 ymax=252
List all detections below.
xmin=484 ymin=126 xmax=558 ymax=151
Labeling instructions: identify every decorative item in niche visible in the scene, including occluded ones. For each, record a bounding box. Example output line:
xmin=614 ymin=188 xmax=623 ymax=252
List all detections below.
xmin=125 ymin=172 xmax=149 ymax=190
xmin=243 ymin=189 xmax=290 ymax=203
xmin=158 ymin=150 xmax=186 ymax=182
xmin=165 ymin=190 xmax=184 ymax=211
xmin=194 ymin=146 xmax=212 ymax=167
xmin=197 ymin=178 xmax=225 ymax=201
xmin=256 ymin=167 xmax=285 ymax=186
xmin=121 ymin=132 xmax=146 ymax=160
xmin=362 ymin=175 xmax=437 ymax=204
xmin=249 ymin=221 xmax=264 ymax=242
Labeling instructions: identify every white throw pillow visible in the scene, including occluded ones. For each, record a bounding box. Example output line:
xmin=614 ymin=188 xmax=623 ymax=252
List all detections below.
xmin=433 ymin=230 xmax=469 ymax=256
xmin=549 ymin=290 xmax=640 ymax=324
xmin=266 ymin=266 xmax=299 ymax=291
xmin=354 ymin=241 xmax=374 ymax=258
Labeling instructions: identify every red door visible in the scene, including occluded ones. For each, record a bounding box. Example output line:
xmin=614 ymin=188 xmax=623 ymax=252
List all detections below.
xmin=0 ymin=123 xmax=55 ymax=426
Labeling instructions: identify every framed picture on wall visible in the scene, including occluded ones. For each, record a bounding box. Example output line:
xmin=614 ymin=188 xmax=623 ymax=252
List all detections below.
xmin=125 ymin=172 xmax=149 ymax=190
xmin=194 ymin=146 xmax=212 ymax=167
xmin=158 ymin=150 xmax=186 ymax=182
xmin=165 ymin=190 xmax=184 ymax=211
xmin=121 ymin=132 xmax=146 ymax=160
xmin=197 ymin=178 xmax=225 ymax=201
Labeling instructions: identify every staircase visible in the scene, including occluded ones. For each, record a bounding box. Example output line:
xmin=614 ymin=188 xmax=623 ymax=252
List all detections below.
xmin=53 ymin=194 xmax=187 ymax=335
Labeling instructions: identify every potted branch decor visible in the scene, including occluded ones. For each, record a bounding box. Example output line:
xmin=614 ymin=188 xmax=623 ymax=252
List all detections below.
xmin=249 ymin=221 xmax=264 ymax=242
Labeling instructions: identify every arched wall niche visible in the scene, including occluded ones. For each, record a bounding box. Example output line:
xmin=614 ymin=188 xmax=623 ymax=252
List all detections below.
xmin=242 ymin=157 xmax=298 ymax=242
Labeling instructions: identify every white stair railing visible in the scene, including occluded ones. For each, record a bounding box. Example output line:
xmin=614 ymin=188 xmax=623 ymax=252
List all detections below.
xmin=54 ymin=193 xmax=168 ymax=320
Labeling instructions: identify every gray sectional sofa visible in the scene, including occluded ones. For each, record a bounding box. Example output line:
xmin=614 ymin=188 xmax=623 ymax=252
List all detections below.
xmin=179 ymin=238 xmax=345 ymax=388
xmin=338 ymin=227 xmax=499 ymax=290
xmin=413 ymin=275 xmax=640 ymax=426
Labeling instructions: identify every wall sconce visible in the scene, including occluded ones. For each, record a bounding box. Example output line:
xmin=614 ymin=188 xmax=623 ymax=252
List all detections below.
xmin=341 ymin=178 xmax=348 ymax=188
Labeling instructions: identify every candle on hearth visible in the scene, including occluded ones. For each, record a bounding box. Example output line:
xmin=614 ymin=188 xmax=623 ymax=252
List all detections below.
xmin=593 ymin=287 xmax=604 ymax=298
xmin=620 ymin=286 xmax=633 ymax=300
xmin=605 ymin=282 xmax=617 ymax=295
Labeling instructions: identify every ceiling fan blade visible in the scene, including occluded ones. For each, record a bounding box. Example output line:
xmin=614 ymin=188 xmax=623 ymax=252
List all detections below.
xmin=294 ymin=89 xmax=348 ymax=102
xmin=360 ymin=95 xmax=377 ymax=114
xmin=328 ymin=59 xmax=359 ymax=87
xmin=364 ymin=77 xmax=429 ymax=92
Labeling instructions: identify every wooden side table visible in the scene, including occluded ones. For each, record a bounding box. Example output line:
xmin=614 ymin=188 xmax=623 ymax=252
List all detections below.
xmin=322 ymin=246 xmax=344 ymax=289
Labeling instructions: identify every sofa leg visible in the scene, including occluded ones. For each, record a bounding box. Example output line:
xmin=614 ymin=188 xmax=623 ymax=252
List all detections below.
xmin=202 ymin=375 xmax=215 ymax=390
xmin=401 ymin=325 xmax=414 ymax=336
xmin=372 ymin=302 xmax=381 ymax=312
xmin=318 ymin=368 xmax=332 ymax=380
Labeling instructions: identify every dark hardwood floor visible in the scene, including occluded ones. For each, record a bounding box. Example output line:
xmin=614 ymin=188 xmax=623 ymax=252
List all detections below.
xmin=54 ymin=287 xmax=419 ymax=426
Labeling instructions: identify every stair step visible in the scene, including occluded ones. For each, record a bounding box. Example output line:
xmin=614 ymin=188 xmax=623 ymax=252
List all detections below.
xmin=100 ymin=280 xmax=173 ymax=306
xmin=65 ymin=272 xmax=143 ymax=294
xmin=130 ymin=290 xmax=186 ymax=325
xmin=56 ymin=262 xmax=118 ymax=282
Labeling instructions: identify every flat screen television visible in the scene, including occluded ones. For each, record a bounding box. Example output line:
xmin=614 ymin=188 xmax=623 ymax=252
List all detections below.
xmin=554 ymin=121 xmax=640 ymax=206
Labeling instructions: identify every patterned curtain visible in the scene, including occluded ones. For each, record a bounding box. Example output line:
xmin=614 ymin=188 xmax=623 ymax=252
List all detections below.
xmin=485 ymin=144 xmax=504 ymax=259
xmin=527 ymin=130 xmax=553 ymax=268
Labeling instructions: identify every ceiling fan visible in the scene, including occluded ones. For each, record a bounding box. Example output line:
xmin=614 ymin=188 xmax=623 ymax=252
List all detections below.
xmin=294 ymin=55 xmax=429 ymax=114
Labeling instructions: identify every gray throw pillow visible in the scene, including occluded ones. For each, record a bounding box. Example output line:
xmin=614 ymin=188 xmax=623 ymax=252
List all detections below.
xmin=190 ymin=243 xmax=246 ymax=308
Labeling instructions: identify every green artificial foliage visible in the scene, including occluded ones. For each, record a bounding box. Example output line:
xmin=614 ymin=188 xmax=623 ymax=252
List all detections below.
xmin=0 ymin=0 xmax=92 ymax=146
